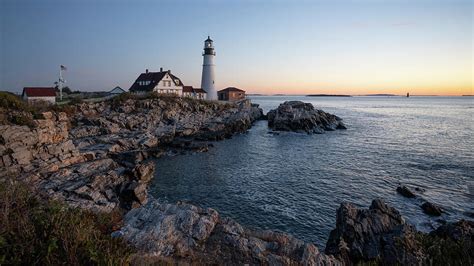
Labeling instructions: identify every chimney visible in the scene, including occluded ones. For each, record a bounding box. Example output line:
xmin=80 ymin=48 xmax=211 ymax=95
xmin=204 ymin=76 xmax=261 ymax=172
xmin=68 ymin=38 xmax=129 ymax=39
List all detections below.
xmin=160 ymin=67 xmax=163 ymax=72
xmin=146 ymin=69 xmax=149 ymax=73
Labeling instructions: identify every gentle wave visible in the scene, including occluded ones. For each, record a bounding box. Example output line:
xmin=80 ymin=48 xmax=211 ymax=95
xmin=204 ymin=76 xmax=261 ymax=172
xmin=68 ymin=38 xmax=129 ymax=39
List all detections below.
xmin=150 ymin=96 xmax=474 ymax=247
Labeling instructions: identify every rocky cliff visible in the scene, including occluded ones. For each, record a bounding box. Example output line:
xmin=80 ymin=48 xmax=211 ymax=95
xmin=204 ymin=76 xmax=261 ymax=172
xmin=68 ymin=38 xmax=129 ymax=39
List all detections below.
xmin=0 ymin=96 xmax=263 ymax=212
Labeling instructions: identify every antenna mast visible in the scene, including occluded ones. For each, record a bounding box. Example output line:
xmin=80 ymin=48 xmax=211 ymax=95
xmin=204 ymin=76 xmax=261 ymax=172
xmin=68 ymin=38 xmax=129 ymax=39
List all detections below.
xmin=58 ymin=65 xmax=67 ymax=101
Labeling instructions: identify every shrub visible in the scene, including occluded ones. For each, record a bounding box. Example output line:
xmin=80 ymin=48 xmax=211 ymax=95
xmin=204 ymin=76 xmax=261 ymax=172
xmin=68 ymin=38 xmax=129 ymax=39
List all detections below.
xmin=109 ymin=92 xmax=137 ymax=108
xmin=0 ymin=92 xmax=31 ymax=112
xmin=417 ymin=232 xmax=473 ymax=265
xmin=9 ymin=113 xmax=35 ymax=128
xmin=0 ymin=180 xmax=134 ymax=265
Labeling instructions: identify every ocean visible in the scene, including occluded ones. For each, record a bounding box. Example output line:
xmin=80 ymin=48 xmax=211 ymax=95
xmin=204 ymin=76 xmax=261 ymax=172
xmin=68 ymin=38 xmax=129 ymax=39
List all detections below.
xmin=149 ymin=96 xmax=474 ymax=247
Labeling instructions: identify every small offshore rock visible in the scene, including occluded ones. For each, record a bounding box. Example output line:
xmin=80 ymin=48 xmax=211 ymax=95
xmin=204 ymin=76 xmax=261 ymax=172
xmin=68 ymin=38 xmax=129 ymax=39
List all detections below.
xmin=267 ymin=101 xmax=346 ymax=134
xmin=421 ymin=202 xmax=443 ymax=216
xmin=396 ymin=185 xmax=416 ymax=198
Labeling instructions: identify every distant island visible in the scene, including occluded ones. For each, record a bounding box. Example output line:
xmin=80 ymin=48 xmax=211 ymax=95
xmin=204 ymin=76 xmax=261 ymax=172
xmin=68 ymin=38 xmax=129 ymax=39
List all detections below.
xmin=362 ymin=94 xmax=399 ymax=96
xmin=306 ymin=94 xmax=351 ymax=97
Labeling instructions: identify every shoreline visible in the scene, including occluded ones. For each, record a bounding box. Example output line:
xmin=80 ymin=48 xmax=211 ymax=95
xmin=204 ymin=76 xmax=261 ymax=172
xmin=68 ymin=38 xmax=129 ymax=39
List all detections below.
xmin=1 ymin=94 xmax=472 ymax=264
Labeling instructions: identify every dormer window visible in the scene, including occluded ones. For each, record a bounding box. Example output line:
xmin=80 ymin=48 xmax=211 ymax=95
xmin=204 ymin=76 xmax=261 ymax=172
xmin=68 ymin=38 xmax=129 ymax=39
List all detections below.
xmin=138 ymin=81 xmax=151 ymax=86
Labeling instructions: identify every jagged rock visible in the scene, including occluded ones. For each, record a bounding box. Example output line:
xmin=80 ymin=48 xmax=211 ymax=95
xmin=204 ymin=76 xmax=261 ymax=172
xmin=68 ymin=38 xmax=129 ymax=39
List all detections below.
xmin=421 ymin=202 xmax=443 ymax=216
xmin=122 ymin=200 xmax=341 ymax=265
xmin=325 ymin=199 xmax=425 ymax=265
xmin=267 ymin=101 xmax=346 ymax=133
xmin=33 ymin=158 xmax=152 ymax=212
xmin=430 ymin=219 xmax=474 ymax=241
xmin=133 ymin=161 xmax=155 ymax=183
xmin=0 ymin=112 xmax=80 ymax=177
xmin=120 ymin=181 xmax=148 ymax=207
xmin=396 ymin=185 xmax=416 ymax=198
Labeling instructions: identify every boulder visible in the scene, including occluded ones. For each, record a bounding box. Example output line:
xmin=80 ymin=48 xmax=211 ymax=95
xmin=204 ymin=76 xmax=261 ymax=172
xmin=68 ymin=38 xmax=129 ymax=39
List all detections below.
xmin=122 ymin=201 xmax=220 ymax=258
xmin=396 ymin=185 xmax=416 ymax=198
xmin=421 ymin=202 xmax=443 ymax=216
xmin=267 ymin=101 xmax=346 ymax=133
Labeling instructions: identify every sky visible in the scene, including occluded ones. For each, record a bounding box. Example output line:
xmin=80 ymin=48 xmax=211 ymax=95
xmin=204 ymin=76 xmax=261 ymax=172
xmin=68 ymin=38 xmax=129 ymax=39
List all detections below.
xmin=0 ymin=0 xmax=472 ymax=95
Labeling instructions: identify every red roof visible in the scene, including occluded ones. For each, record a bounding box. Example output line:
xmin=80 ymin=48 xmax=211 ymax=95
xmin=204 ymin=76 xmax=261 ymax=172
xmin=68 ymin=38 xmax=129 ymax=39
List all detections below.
xmin=183 ymin=86 xmax=194 ymax=93
xmin=218 ymin=87 xmax=245 ymax=93
xmin=22 ymin=87 xmax=56 ymax=97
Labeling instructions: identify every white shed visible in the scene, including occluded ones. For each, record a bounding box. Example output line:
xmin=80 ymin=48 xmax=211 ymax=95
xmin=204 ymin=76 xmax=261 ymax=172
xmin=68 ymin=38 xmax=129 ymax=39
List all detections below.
xmin=22 ymin=87 xmax=57 ymax=104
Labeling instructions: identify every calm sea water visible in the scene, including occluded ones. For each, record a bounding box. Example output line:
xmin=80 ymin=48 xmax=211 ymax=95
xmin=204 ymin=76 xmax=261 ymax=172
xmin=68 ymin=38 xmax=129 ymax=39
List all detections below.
xmin=150 ymin=96 xmax=474 ymax=247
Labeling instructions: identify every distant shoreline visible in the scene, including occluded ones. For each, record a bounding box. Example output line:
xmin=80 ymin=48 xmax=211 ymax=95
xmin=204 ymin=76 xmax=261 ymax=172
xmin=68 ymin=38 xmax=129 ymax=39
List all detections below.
xmin=247 ymin=94 xmax=469 ymax=97
xmin=306 ymin=94 xmax=351 ymax=97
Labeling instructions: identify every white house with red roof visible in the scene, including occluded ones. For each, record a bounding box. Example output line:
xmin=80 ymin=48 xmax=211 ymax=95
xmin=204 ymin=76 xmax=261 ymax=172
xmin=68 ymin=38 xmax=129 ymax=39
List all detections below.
xmin=22 ymin=87 xmax=57 ymax=104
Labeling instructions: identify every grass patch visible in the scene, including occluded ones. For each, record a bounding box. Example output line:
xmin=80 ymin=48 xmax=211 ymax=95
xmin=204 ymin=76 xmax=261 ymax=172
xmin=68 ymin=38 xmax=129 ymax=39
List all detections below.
xmin=0 ymin=180 xmax=134 ymax=265
xmin=0 ymin=92 xmax=49 ymax=127
xmin=0 ymin=92 xmax=31 ymax=111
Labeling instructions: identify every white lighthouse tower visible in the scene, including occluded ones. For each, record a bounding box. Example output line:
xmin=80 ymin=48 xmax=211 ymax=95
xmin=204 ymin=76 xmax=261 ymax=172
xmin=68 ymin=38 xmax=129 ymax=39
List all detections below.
xmin=201 ymin=36 xmax=217 ymax=100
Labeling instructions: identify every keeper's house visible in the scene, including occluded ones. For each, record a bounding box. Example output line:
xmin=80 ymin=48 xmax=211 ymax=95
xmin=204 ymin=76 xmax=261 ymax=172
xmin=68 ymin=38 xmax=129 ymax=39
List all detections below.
xmin=22 ymin=87 xmax=56 ymax=104
xmin=218 ymin=87 xmax=245 ymax=101
xmin=129 ymin=68 xmax=184 ymax=95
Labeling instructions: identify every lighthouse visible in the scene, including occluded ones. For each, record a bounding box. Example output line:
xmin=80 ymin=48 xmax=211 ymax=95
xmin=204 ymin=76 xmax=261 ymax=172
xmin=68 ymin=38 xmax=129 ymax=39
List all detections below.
xmin=201 ymin=36 xmax=217 ymax=100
